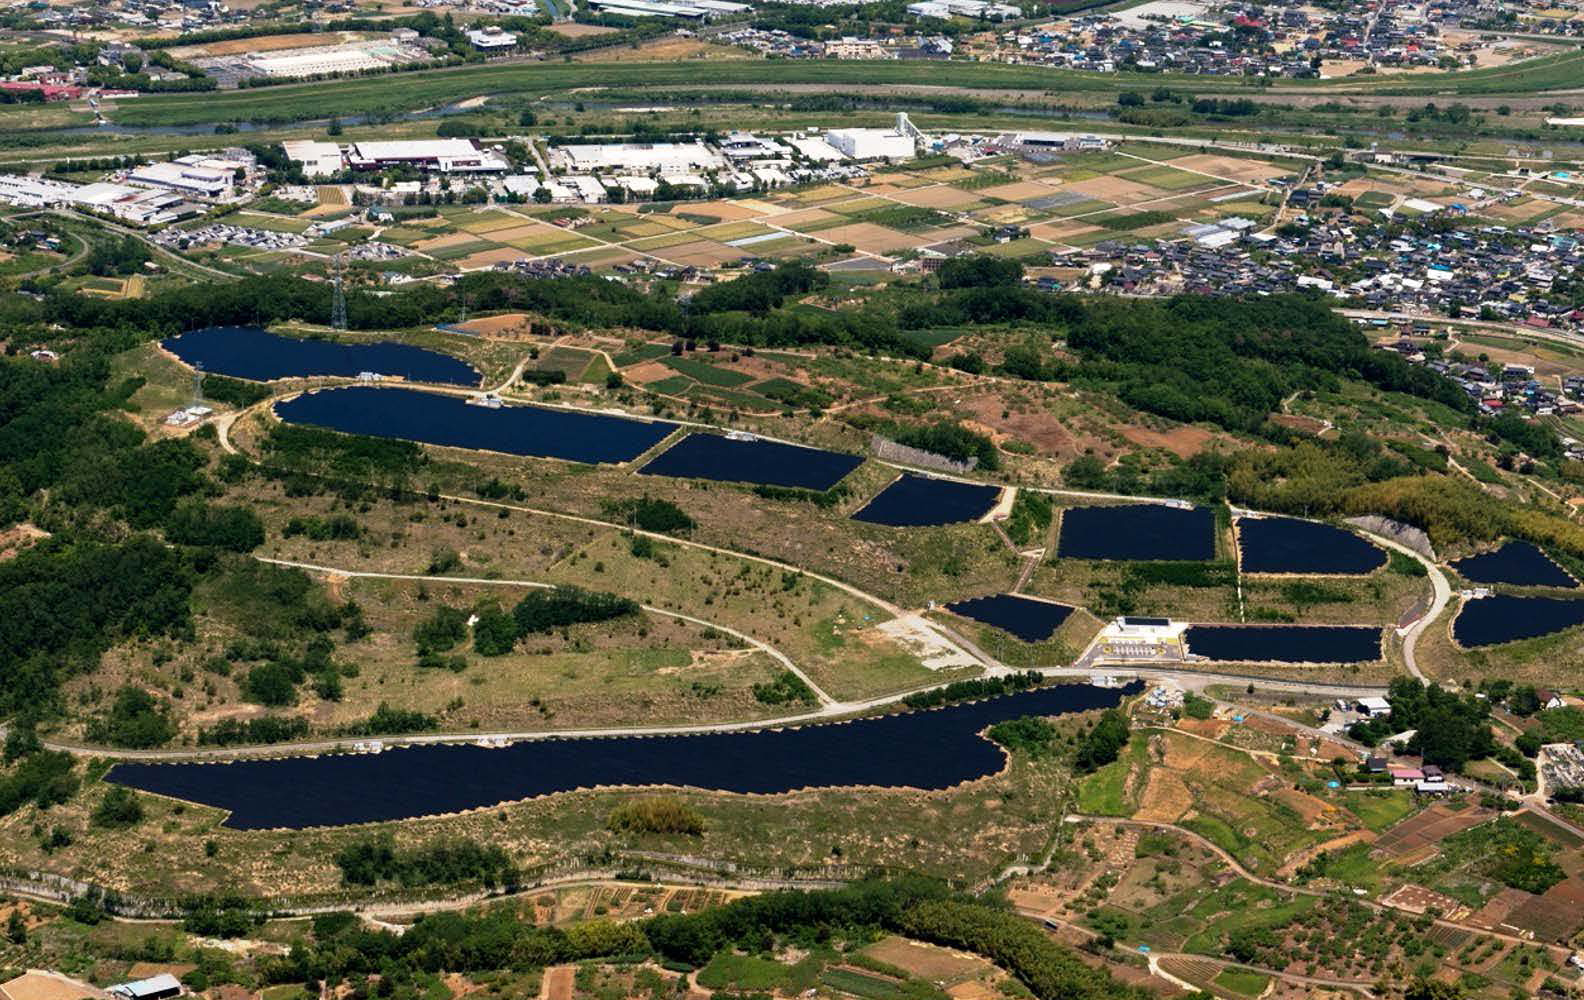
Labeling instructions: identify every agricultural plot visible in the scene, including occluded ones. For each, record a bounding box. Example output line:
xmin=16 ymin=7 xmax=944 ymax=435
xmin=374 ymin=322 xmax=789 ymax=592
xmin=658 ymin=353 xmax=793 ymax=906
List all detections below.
xmin=1116 ymin=164 xmax=1215 ymax=193
xmin=1371 ymin=804 xmax=1493 ymax=862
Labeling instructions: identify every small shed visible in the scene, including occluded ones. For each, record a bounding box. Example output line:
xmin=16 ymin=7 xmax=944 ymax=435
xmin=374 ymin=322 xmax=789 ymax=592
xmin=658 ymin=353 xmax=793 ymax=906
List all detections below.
xmin=108 ymin=975 xmax=182 ymax=1000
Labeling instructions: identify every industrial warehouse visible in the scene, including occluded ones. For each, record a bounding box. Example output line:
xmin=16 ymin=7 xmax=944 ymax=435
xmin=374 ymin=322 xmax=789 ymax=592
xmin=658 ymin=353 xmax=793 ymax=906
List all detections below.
xmin=279 ymin=120 xmax=959 ymax=190
xmin=345 ymin=140 xmax=512 ymax=174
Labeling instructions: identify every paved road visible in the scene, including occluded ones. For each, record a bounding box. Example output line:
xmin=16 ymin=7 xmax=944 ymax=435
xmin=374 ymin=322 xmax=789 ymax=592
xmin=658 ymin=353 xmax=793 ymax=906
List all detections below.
xmin=1351 ymin=524 xmax=1450 ymax=682
xmin=18 ymin=662 xmax=1390 ymax=763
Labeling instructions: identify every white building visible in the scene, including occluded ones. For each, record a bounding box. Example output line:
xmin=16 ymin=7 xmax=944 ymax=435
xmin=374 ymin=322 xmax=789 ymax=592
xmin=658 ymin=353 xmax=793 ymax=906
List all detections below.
xmin=281 ymin=139 xmax=345 ymax=178
xmin=826 ymin=37 xmax=894 ymax=59
xmin=564 ymin=175 xmax=608 ymax=203
xmin=826 ymin=126 xmax=916 ymax=161
xmin=467 ymin=26 xmax=518 ymax=50
xmin=1356 ymin=696 xmax=1391 ymax=718
xmin=611 ymin=175 xmax=658 ymax=197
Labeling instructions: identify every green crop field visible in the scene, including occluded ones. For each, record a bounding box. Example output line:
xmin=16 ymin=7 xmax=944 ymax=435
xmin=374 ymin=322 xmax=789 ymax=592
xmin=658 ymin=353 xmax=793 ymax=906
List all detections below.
xmin=662 ymin=356 xmax=757 ymax=387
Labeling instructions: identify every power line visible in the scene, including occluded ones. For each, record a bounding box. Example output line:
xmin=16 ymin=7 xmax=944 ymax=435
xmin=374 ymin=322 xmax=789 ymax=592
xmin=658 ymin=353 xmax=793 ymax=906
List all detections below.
xmin=330 ymin=253 xmax=347 ymax=332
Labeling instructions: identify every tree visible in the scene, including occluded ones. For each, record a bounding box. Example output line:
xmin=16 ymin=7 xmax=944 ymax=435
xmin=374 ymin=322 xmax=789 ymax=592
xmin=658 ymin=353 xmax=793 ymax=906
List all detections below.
xmin=85 ymin=686 xmax=176 ymax=749
xmin=1404 ymin=978 xmax=1463 ymax=1000
xmin=4 ymin=909 xmax=23 ymax=944
xmin=937 ymin=255 xmax=1023 ymax=290
xmin=472 ymin=601 xmax=517 ymax=656
xmin=1074 ymin=709 xmax=1130 ymax=772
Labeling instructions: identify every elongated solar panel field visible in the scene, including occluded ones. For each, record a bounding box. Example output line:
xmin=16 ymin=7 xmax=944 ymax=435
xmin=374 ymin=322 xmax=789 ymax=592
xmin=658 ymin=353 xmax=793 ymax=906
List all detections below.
xmin=1058 ymin=504 xmax=1214 ymax=561
xmin=639 ymin=433 xmax=863 ymax=491
xmin=852 ymin=474 xmax=1000 ymax=527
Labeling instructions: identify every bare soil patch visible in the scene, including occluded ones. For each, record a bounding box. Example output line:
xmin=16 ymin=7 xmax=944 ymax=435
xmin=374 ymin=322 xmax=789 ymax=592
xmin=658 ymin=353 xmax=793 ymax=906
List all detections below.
xmin=1064 ymin=175 xmax=1164 ymax=206
xmin=457 ymin=246 xmax=527 ymax=270
xmin=863 ymin=937 xmax=989 ymax=982
xmin=1135 ymin=768 xmax=1192 ymax=823
xmin=546 ymin=22 xmax=618 ymax=36
xmin=453 ymin=312 xmax=538 ymax=337
xmin=1118 ymin=424 xmax=1214 ymax=458
xmin=809 ymin=222 xmax=918 ymax=256
xmin=182 ymin=31 xmax=345 ymax=56
xmin=1173 ymin=154 xmax=1289 ymax=184
xmin=977 ymin=180 xmax=1060 ymax=202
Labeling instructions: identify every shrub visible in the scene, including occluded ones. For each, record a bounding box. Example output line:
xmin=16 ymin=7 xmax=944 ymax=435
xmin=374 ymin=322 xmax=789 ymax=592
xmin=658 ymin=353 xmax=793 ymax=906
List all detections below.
xmin=603 ymin=496 xmax=695 ymax=533
xmin=513 ymin=586 xmax=640 ymax=634
xmin=336 ymin=834 xmax=517 ymax=888
xmin=751 ymin=671 xmax=816 ymax=706
xmin=902 ymin=672 xmax=1043 ymax=710
xmin=198 ymin=715 xmax=310 ymax=747
xmin=241 ymin=661 xmax=299 ymax=707
xmin=607 ymin=797 xmax=706 ymax=836
xmin=338 ymin=703 xmax=437 ymax=737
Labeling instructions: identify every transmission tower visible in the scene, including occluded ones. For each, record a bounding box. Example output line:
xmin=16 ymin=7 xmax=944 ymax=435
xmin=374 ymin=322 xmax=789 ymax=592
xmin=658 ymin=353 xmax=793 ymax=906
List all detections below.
xmin=192 ymin=363 xmax=205 ymax=404
xmin=330 ymin=253 xmax=348 ymax=332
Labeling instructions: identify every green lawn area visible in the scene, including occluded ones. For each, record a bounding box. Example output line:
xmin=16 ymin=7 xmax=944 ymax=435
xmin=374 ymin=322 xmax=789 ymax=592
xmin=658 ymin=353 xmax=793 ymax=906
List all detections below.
xmin=1212 ymin=968 xmax=1270 ymax=996
xmin=1343 ymin=789 xmax=1417 ymax=832
xmin=1075 ymin=733 xmax=1146 ymax=815
xmin=697 ymin=953 xmax=788 ymax=991
xmin=614 ymin=343 xmax=672 ymax=366
xmin=820 ymin=968 xmax=919 ymax=1000
xmin=645 ymin=375 xmax=695 ymax=395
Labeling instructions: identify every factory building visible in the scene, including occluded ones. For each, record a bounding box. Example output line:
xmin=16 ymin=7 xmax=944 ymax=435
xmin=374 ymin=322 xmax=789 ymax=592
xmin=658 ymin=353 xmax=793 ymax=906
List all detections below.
xmin=246 ymin=46 xmax=390 ymax=77
xmin=826 ymin=126 xmax=916 ymax=161
xmin=347 ymin=139 xmax=509 ymax=173
xmin=466 ymin=26 xmax=518 ymax=50
xmin=553 ymin=140 xmax=726 ymax=175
